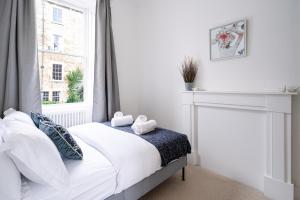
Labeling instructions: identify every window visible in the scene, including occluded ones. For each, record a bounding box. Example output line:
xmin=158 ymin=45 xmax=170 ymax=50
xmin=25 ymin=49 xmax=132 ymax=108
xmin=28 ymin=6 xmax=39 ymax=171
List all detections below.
xmin=52 ymin=7 xmax=62 ymax=24
xmin=52 ymin=91 xmax=60 ymax=102
xmin=53 ymin=34 xmax=63 ymax=52
xmin=52 ymin=64 xmax=62 ymax=80
xmin=42 ymin=91 xmax=49 ymax=102
xmin=37 ymin=0 xmax=88 ymax=105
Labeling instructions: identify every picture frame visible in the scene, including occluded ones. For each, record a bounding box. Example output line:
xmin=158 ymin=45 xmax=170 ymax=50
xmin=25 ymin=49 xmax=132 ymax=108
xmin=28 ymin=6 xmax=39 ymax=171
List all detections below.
xmin=210 ymin=19 xmax=247 ymax=61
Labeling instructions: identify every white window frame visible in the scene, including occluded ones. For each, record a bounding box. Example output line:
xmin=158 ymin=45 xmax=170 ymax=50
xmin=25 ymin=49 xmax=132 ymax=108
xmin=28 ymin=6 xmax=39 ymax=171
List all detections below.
xmin=42 ymin=0 xmax=95 ymax=123
xmin=52 ymin=63 xmax=63 ymax=81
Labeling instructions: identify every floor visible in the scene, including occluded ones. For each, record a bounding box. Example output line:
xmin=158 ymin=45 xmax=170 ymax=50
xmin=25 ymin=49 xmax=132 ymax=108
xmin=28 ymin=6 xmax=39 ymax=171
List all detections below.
xmin=140 ymin=165 xmax=269 ymax=200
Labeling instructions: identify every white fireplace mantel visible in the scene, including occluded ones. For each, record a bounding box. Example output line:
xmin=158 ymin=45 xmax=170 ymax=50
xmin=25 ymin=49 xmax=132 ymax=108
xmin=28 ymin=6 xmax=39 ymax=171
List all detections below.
xmin=182 ymin=90 xmax=296 ymax=200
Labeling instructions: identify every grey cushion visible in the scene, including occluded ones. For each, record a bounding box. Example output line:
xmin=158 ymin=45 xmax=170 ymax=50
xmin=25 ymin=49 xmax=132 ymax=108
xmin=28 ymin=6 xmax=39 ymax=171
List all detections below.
xmin=39 ymin=121 xmax=83 ymax=160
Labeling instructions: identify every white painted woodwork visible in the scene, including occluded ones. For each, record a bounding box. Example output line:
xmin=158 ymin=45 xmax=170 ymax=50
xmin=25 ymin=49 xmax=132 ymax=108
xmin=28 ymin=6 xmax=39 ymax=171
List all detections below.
xmin=42 ymin=103 xmax=91 ymax=128
xmin=182 ymin=90 xmax=295 ymax=200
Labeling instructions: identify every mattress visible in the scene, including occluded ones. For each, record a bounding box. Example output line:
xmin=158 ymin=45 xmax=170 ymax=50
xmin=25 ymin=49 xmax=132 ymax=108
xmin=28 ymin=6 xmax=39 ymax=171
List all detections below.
xmin=21 ymin=136 xmax=117 ymax=200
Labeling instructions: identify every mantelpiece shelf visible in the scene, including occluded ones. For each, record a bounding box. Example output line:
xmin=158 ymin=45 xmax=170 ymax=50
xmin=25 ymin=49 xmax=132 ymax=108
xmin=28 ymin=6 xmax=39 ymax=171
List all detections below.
xmin=182 ymin=90 xmax=297 ymax=96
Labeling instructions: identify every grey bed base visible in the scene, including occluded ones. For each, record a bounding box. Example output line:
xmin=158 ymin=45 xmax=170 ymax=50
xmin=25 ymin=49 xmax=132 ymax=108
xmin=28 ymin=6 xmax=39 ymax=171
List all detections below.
xmin=105 ymin=156 xmax=187 ymax=200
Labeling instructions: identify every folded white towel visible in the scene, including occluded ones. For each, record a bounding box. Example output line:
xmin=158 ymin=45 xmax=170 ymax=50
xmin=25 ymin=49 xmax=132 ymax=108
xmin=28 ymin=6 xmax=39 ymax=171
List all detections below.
xmin=114 ymin=111 xmax=123 ymax=118
xmin=131 ymin=115 xmax=147 ymax=130
xmin=111 ymin=115 xmax=134 ymax=127
xmin=133 ymin=120 xmax=157 ymax=135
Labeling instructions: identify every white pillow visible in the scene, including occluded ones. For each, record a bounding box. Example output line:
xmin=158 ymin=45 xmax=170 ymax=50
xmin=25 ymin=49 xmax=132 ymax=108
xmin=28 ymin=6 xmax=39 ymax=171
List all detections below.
xmin=0 ymin=119 xmax=22 ymax=200
xmin=3 ymin=108 xmax=35 ymax=126
xmin=3 ymin=119 xmax=70 ymax=190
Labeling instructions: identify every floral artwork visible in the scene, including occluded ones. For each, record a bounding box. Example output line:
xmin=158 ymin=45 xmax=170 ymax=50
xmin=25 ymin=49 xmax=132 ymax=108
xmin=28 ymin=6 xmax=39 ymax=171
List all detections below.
xmin=210 ymin=19 xmax=247 ymax=60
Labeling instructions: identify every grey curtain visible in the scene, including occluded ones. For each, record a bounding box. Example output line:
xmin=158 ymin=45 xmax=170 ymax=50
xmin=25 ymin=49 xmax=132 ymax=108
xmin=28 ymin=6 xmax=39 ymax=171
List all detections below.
xmin=93 ymin=0 xmax=120 ymax=122
xmin=0 ymin=0 xmax=41 ymax=116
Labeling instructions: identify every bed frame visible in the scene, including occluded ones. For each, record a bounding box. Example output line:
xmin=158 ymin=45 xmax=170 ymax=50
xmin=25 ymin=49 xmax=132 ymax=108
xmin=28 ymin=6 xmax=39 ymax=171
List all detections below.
xmin=106 ymin=156 xmax=187 ymax=200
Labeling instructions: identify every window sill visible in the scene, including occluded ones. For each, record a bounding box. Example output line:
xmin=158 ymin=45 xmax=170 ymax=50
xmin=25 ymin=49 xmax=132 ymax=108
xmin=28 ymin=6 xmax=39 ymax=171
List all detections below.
xmin=42 ymin=102 xmax=88 ymax=113
xmin=38 ymin=49 xmax=83 ymax=58
xmin=52 ymin=21 xmax=64 ymax=26
xmin=51 ymin=80 xmax=64 ymax=82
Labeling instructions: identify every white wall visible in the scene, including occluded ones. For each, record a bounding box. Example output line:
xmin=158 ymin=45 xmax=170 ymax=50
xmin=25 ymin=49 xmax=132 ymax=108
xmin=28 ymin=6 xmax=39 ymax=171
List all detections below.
xmin=292 ymin=0 xmax=300 ymax=198
xmin=112 ymin=0 xmax=300 ymax=196
xmin=134 ymin=0 xmax=298 ymax=130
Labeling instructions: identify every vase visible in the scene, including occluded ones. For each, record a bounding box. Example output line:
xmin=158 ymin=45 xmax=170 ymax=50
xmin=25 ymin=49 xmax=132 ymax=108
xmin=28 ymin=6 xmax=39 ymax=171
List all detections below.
xmin=185 ymin=82 xmax=193 ymax=91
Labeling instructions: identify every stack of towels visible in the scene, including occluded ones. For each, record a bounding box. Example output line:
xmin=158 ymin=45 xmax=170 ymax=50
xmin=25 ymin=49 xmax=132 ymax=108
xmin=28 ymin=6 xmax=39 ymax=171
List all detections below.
xmin=111 ymin=112 xmax=134 ymax=127
xmin=111 ymin=112 xmax=157 ymax=135
xmin=131 ymin=115 xmax=157 ymax=135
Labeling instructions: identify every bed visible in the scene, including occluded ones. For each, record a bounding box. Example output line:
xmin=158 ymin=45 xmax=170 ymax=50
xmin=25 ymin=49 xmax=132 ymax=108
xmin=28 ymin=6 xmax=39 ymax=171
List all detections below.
xmin=21 ymin=122 xmax=190 ymax=200
xmin=106 ymin=156 xmax=187 ymax=200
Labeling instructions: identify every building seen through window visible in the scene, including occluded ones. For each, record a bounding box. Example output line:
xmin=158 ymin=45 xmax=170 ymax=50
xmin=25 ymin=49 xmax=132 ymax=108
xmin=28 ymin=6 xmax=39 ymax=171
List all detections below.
xmin=36 ymin=0 xmax=86 ymax=104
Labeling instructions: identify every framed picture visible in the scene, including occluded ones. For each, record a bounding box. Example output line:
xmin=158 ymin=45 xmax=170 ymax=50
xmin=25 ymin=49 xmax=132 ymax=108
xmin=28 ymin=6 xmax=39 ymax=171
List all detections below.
xmin=210 ymin=19 xmax=247 ymax=61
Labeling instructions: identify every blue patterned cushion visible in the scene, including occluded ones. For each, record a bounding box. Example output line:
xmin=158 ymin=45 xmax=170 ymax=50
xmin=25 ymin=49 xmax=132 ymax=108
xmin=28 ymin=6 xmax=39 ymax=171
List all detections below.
xmin=30 ymin=112 xmax=53 ymax=127
xmin=39 ymin=121 xmax=83 ymax=160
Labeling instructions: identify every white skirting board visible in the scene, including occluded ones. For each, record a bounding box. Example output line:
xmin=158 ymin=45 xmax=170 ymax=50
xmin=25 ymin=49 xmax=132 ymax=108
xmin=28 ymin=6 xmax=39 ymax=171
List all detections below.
xmin=294 ymin=186 xmax=300 ymax=200
xmin=187 ymin=152 xmax=200 ymax=166
xmin=182 ymin=91 xmax=296 ymax=200
xmin=264 ymin=176 xmax=294 ymax=200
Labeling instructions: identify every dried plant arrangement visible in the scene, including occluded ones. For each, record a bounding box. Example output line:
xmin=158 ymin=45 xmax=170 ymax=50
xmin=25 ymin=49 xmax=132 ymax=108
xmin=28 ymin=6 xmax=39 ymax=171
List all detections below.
xmin=180 ymin=57 xmax=198 ymax=83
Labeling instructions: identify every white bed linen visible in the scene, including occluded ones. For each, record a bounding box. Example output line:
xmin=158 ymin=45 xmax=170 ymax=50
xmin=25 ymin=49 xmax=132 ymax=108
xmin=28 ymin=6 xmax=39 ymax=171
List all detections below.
xmin=68 ymin=123 xmax=161 ymax=194
xmin=22 ymin=136 xmax=117 ymax=200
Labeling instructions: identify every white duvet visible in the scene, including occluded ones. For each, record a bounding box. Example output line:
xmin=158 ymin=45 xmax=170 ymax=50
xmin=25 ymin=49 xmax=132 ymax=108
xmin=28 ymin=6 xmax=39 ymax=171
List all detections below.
xmin=68 ymin=123 xmax=161 ymax=194
xmin=22 ymin=136 xmax=116 ymax=200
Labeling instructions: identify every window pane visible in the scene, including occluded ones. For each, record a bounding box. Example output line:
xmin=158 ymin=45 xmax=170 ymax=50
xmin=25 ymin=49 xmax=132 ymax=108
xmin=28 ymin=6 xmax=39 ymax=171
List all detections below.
xmin=52 ymin=64 xmax=62 ymax=80
xmin=53 ymin=34 xmax=63 ymax=52
xmin=42 ymin=91 xmax=49 ymax=102
xmin=53 ymin=7 xmax=62 ymax=23
xmin=37 ymin=0 xmax=85 ymax=105
xmin=52 ymin=91 xmax=60 ymax=102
